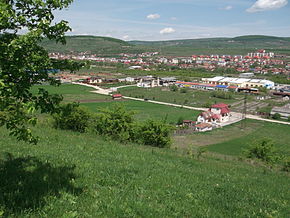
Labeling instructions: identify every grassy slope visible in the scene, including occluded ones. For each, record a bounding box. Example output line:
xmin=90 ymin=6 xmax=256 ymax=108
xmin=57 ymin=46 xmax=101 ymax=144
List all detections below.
xmin=0 ymin=123 xmax=289 ymax=217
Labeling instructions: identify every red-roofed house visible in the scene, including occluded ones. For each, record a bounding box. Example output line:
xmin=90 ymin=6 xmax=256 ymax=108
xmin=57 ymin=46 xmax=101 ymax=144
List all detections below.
xmin=210 ymin=103 xmax=230 ymax=122
xmin=197 ymin=103 xmax=231 ymax=124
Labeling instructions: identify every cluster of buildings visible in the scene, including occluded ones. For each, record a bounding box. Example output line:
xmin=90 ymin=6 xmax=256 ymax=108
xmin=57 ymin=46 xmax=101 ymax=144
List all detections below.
xmin=135 ymin=75 xmax=275 ymax=93
xmin=49 ymin=49 xmax=290 ymax=77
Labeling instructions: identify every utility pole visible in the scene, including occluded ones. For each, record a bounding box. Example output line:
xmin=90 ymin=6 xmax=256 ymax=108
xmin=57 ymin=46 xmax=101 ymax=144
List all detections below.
xmin=241 ymin=92 xmax=248 ymax=129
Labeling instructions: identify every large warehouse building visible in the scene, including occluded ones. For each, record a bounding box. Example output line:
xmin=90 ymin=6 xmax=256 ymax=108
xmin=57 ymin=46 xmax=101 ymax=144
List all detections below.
xmin=202 ymin=76 xmax=275 ymax=89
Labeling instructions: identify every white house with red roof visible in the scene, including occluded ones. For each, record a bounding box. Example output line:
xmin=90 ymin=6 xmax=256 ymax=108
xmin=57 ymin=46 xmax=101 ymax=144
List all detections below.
xmin=210 ymin=103 xmax=230 ymax=122
xmin=197 ymin=103 xmax=230 ymax=124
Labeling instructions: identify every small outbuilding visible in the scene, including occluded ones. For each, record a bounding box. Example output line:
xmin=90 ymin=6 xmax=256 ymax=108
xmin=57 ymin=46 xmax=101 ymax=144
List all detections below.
xmin=112 ymin=94 xmax=123 ymax=100
xmin=182 ymin=120 xmax=196 ymax=127
xmin=195 ymin=123 xmax=213 ymax=132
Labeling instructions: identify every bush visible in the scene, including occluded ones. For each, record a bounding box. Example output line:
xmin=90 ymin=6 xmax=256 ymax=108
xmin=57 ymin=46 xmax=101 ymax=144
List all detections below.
xmin=272 ymin=113 xmax=281 ymax=120
xmin=53 ymin=103 xmax=91 ymax=133
xmin=177 ymin=116 xmax=184 ymax=125
xmin=288 ymin=116 xmax=290 ymax=122
xmin=169 ymin=85 xmax=178 ymax=92
xmin=180 ymin=88 xmax=188 ymax=93
xmin=94 ymin=104 xmax=135 ymax=142
xmin=282 ymin=158 xmax=290 ymax=172
xmin=244 ymin=139 xmax=280 ymax=164
xmin=137 ymin=120 xmax=172 ymax=148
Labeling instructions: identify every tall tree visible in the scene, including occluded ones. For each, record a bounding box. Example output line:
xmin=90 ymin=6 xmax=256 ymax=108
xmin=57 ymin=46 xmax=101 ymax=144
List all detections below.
xmin=0 ymin=0 xmax=76 ymax=144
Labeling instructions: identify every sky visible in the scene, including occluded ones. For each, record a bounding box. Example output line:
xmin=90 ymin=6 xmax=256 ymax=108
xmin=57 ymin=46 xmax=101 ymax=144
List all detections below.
xmin=54 ymin=0 xmax=290 ymax=41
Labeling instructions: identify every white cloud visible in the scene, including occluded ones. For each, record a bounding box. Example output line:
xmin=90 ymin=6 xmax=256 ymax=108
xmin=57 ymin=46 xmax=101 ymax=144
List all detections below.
xmin=247 ymin=0 xmax=288 ymax=12
xmin=147 ymin=13 xmax=161 ymax=20
xmin=122 ymin=35 xmax=130 ymax=40
xmin=171 ymin=17 xmax=177 ymax=21
xmin=160 ymin=27 xmax=176 ymax=34
xmin=223 ymin=5 xmax=233 ymax=10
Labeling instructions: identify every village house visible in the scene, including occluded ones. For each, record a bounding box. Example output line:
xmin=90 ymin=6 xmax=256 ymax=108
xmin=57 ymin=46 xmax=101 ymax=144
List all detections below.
xmin=137 ymin=76 xmax=160 ymax=88
xmin=197 ymin=111 xmax=220 ymax=124
xmin=197 ymin=103 xmax=230 ymax=124
xmin=86 ymin=77 xmax=103 ymax=84
xmin=210 ymin=103 xmax=231 ymax=122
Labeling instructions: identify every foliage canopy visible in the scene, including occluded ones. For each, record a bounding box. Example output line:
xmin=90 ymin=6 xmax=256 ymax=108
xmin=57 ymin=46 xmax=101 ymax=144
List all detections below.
xmin=0 ymin=0 xmax=76 ymax=143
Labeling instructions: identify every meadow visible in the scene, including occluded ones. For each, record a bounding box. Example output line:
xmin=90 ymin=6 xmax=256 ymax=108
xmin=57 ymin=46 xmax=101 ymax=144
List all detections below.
xmin=174 ymin=119 xmax=290 ymax=156
xmin=0 ymin=121 xmax=289 ymax=217
xmin=118 ymin=86 xmax=247 ymax=108
xmin=31 ymin=84 xmax=111 ymax=103
xmin=32 ymin=84 xmax=200 ymax=123
xmin=82 ymin=101 xmax=199 ymax=124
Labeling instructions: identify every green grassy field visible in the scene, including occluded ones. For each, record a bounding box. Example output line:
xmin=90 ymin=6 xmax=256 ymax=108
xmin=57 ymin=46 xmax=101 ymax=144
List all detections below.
xmin=118 ymin=86 xmax=247 ymax=108
xmin=82 ymin=100 xmax=200 ymax=123
xmin=31 ymin=84 xmax=111 ymax=103
xmin=32 ymin=84 xmax=200 ymax=123
xmin=0 ymin=122 xmax=289 ymax=217
xmin=206 ymin=120 xmax=290 ymax=156
xmin=174 ymin=119 xmax=290 ymax=156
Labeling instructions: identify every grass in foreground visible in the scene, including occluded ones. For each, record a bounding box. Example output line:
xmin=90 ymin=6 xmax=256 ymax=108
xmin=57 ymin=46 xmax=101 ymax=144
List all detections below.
xmin=0 ymin=121 xmax=289 ymax=217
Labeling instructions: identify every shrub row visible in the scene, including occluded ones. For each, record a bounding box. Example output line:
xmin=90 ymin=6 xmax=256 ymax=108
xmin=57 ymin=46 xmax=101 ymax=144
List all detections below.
xmin=53 ymin=103 xmax=172 ymax=148
xmin=94 ymin=105 xmax=172 ymax=148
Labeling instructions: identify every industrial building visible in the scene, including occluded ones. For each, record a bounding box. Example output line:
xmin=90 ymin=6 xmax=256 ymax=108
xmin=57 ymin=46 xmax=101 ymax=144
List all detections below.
xmin=202 ymin=76 xmax=275 ymax=89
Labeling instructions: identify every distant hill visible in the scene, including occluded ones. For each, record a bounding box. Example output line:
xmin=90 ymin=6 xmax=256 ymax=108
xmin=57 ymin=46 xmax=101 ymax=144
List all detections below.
xmin=41 ymin=35 xmax=290 ymax=56
xmin=40 ymin=35 xmax=150 ymax=56
xmin=130 ymin=35 xmax=290 ymax=47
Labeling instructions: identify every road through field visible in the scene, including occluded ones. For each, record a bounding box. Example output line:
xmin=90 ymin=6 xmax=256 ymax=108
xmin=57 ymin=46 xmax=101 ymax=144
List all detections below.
xmin=72 ymin=82 xmax=290 ymax=126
